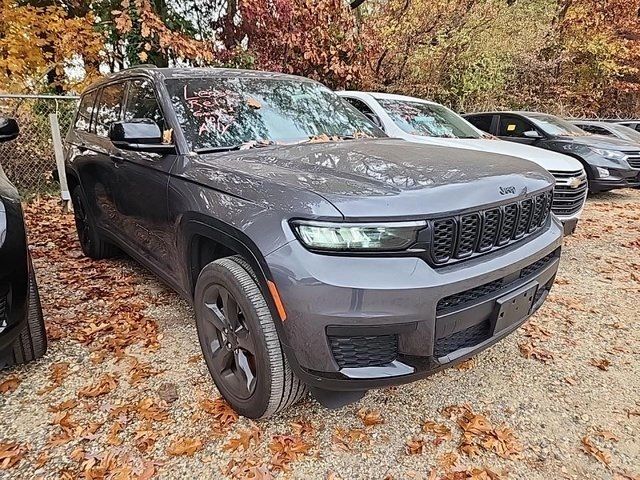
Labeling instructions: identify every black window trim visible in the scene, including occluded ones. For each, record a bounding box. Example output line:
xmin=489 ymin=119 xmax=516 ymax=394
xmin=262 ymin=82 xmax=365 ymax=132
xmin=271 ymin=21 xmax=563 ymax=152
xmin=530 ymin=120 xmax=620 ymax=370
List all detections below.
xmin=73 ymin=89 xmax=98 ymax=134
xmin=122 ymin=75 xmax=168 ymax=130
xmin=93 ymin=80 xmax=129 ymax=137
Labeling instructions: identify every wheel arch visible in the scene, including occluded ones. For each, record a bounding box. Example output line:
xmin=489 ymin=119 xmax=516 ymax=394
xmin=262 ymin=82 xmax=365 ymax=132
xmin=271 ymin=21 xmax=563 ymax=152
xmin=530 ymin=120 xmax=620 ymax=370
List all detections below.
xmin=180 ymin=214 xmax=276 ymax=302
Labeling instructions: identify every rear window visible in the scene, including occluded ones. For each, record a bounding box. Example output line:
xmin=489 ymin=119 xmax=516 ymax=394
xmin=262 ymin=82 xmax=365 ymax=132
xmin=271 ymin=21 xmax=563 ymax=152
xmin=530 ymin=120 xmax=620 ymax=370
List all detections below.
xmin=165 ymin=77 xmax=385 ymax=152
xmin=74 ymin=91 xmax=97 ymax=132
xmin=466 ymin=114 xmax=493 ymax=134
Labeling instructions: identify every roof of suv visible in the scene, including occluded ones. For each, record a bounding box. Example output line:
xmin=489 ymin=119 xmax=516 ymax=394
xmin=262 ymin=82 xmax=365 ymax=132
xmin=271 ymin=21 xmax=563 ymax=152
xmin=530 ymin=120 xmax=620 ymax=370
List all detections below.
xmin=465 ymin=111 xmax=547 ymax=117
xmin=84 ymin=66 xmax=318 ymax=92
xmin=342 ymin=91 xmax=439 ymax=105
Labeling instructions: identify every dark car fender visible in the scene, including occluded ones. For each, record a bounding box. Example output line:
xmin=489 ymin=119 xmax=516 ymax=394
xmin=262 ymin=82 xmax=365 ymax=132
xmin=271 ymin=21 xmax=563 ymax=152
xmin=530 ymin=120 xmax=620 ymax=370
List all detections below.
xmin=178 ymin=214 xmax=312 ymax=378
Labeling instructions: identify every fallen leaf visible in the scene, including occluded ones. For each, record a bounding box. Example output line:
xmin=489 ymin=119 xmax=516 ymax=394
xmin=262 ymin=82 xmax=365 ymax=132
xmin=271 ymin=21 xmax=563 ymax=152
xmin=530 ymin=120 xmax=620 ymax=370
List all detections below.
xmin=518 ymin=341 xmax=554 ymax=363
xmin=590 ymin=358 xmax=611 ymax=371
xmin=166 ymin=437 xmax=203 ymax=456
xmin=357 ymin=407 xmax=384 ymax=426
xmin=405 ymin=437 xmax=425 ymax=455
xmin=78 ymin=374 xmax=118 ymax=398
xmin=595 ymin=429 xmax=619 ymax=442
xmin=223 ymin=425 xmax=262 ymax=453
xmin=247 ymin=97 xmax=262 ymax=109
xmin=581 ymin=435 xmax=611 ymax=465
xmin=0 ymin=376 xmax=20 ymax=394
xmin=269 ymin=434 xmax=311 ymax=472
xmin=422 ymin=420 xmax=452 ymax=442
xmin=0 ymin=442 xmax=27 ymax=469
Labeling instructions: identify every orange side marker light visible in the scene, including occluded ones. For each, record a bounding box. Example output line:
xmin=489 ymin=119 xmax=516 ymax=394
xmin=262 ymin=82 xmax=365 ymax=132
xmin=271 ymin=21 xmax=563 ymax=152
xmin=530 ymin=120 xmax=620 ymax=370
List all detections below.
xmin=267 ymin=280 xmax=287 ymax=321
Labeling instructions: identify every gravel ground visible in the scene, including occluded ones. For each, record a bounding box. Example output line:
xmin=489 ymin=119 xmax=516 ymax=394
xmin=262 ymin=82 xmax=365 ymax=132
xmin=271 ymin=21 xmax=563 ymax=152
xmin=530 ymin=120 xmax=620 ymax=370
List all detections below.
xmin=1 ymin=191 xmax=639 ymax=480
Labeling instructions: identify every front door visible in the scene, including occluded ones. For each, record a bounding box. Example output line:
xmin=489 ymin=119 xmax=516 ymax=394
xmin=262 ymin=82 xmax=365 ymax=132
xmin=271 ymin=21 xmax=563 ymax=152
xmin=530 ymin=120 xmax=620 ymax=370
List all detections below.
xmin=109 ymin=78 xmax=178 ymax=283
xmin=497 ymin=114 xmax=542 ymax=145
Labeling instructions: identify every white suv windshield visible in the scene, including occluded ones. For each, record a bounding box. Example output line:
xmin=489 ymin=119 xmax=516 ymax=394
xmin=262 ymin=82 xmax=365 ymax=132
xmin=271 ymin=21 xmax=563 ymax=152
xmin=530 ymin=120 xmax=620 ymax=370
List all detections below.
xmin=165 ymin=77 xmax=385 ymax=151
xmin=377 ymin=99 xmax=482 ymax=139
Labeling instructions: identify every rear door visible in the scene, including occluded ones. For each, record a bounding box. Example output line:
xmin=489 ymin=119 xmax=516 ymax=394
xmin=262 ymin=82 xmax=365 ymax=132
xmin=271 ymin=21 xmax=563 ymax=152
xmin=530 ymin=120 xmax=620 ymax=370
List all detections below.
xmin=110 ymin=77 xmax=178 ymax=280
xmin=74 ymin=82 xmax=126 ymax=232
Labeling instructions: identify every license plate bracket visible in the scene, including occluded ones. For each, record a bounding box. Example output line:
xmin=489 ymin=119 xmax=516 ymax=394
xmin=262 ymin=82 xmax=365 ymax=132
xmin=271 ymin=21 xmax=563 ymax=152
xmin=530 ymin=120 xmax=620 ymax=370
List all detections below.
xmin=492 ymin=282 xmax=538 ymax=333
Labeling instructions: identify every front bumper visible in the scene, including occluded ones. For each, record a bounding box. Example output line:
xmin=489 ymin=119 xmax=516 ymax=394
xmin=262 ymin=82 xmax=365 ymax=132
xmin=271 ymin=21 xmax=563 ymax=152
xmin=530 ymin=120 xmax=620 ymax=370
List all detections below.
xmin=589 ymin=166 xmax=640 ymax=193
xmin=267 ymin=218 xmax=563 ymax=391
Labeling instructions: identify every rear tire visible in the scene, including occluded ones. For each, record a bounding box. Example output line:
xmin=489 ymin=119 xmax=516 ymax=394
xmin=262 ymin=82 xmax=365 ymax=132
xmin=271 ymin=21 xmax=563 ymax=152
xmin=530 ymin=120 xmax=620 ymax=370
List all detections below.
xmin=71 ymin=185 xmax=118 ymax=259
xmin=4 ymin=268 xmax=47 ymax=367
xmin=194 ymin=256 xmax=306 ymax=419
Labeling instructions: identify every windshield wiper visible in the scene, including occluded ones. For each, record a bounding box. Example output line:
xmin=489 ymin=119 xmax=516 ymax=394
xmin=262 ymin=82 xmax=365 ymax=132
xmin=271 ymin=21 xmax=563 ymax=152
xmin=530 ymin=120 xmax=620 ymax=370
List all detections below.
xmin=195 ymin=140 xmax=277 ymax=154
xmin=195 ymin=145 xmax=242 ymax=154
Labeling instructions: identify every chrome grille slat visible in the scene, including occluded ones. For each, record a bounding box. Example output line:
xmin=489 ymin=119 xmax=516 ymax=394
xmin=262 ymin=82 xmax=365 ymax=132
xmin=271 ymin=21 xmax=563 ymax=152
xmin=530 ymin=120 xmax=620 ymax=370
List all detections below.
xmin=549 ymin=170 xmax=588 ymax=217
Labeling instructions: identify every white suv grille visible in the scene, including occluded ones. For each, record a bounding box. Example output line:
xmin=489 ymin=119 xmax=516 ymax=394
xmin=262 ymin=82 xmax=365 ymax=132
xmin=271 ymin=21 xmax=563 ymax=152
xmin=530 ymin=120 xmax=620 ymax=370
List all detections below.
xmin=549 ymin=169 xmax=588 ymax=217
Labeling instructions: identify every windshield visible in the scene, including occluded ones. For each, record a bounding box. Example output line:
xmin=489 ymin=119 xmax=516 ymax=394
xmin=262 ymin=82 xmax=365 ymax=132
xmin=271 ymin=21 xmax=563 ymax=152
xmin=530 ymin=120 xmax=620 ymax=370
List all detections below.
xmin=377 ymin=99 xmax=482 ymax=139
xmin=165 ymin=77 xmax=384 ymax=151
xmin=527 ymin=113 xmax=588 ymax=136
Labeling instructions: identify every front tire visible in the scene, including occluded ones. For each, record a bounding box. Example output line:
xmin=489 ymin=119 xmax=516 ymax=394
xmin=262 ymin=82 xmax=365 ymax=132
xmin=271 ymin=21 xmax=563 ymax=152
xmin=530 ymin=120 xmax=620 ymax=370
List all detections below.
xmin=194 ymin=256 xmax=306 ymax=419
xmin=3 ymin=268 xmax=47 ymax=368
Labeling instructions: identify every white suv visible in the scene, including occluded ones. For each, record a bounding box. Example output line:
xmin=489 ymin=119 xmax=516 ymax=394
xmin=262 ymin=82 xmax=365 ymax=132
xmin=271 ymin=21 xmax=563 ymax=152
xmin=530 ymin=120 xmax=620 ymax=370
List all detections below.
xmin=338 ymin=91 xmax=587 ymax=235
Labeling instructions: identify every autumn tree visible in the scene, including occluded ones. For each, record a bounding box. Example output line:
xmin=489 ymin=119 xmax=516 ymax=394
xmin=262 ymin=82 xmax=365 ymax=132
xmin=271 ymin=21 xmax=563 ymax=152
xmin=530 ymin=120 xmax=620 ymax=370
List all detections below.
xmin=0 ymin=0 xmax=103 ymax=92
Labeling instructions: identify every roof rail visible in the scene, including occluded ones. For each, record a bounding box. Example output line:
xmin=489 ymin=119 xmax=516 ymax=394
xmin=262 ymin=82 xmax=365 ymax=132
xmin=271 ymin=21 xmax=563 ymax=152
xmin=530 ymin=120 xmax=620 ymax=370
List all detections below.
xmin=123 ymin=64 xmax=159 ymax=70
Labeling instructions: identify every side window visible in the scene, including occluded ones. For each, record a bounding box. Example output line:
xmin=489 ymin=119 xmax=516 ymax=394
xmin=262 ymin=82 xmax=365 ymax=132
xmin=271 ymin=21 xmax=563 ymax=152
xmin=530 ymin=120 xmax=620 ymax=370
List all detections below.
xmin=344 ymin=97 xmax=384 ymax=130
xmin=95 ymin=83 xmax=126 ymax=137
xmin=498 ymin=115 xmax=535 ymax=137
xmin=74 ymin=91 xmax=97 ymax=132
xmin=581 ymin=125 xmax=610 ymax=136
xmin=466 ymin=114 xmax=493 ymax=133
xmin=124 ymin=78 xmax=165 ymax=130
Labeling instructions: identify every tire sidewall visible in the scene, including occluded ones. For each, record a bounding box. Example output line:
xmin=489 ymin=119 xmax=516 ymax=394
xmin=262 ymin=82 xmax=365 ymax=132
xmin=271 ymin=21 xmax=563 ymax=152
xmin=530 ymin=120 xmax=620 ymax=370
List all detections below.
xmin=194 ymin=260 xmax=274 ymax=418
xmin=71 ymin=186 xmax=99 ymax=258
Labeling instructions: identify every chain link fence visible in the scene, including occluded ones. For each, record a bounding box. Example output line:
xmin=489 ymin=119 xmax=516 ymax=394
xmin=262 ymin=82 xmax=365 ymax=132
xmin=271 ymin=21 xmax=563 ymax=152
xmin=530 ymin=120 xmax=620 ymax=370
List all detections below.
xmin=0 ymin=94 xmax=79 ymax=194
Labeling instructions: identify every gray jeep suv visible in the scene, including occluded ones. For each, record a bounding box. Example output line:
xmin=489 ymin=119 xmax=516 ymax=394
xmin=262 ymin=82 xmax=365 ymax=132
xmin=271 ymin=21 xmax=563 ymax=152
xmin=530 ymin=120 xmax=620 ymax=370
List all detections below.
xmin=65 ymin=67 xmax=563 ymax=418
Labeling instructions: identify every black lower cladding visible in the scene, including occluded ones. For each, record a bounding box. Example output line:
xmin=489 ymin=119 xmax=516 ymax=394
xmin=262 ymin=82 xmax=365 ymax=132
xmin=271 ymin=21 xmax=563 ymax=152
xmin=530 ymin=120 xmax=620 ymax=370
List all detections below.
xmin=433 ymin=321 xmax=491 ymax=358
xmin=329 ymin=334 xmax=398 ymax=369
xmin=436 ymin=250 xmax=558 ymax=315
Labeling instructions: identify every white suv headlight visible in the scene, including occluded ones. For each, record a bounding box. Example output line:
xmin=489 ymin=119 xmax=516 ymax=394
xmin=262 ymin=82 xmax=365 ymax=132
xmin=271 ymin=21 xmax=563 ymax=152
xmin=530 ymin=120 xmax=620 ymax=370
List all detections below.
xmin=291 ymin=220 xmax=426 ymax=251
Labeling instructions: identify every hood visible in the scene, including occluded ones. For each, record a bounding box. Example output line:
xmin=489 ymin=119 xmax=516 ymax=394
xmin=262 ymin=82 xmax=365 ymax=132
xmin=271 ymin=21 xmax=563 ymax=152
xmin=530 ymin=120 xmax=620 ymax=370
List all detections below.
xmin=553 ymin=134 xmax=640 ymax=152
xmin=189 ymin=138 xmax=554 ymax=218
xmin=399 ymin=134 xmax=583 ymax=172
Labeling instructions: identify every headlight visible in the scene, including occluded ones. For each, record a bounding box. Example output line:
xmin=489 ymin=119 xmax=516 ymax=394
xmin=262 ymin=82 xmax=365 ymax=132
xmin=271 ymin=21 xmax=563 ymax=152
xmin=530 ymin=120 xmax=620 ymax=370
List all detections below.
xmin=596 ymin=167 xmax=611 ymax=178
xmin=589 ymin=147 xmax=627 ymax=162
xmin=291 ymin=220 xmax=426 ymax=251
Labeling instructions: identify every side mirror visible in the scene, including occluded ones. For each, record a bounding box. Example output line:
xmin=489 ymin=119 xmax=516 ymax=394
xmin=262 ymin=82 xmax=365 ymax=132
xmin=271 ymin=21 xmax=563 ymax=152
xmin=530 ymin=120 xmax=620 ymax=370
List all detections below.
xmin=523 ymin=130 xmax=542 ymax=139
xmin=0 ymin=117 xmax=19 ymax=143
xmin=109 ymin=119 xmax=174 ymax=153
